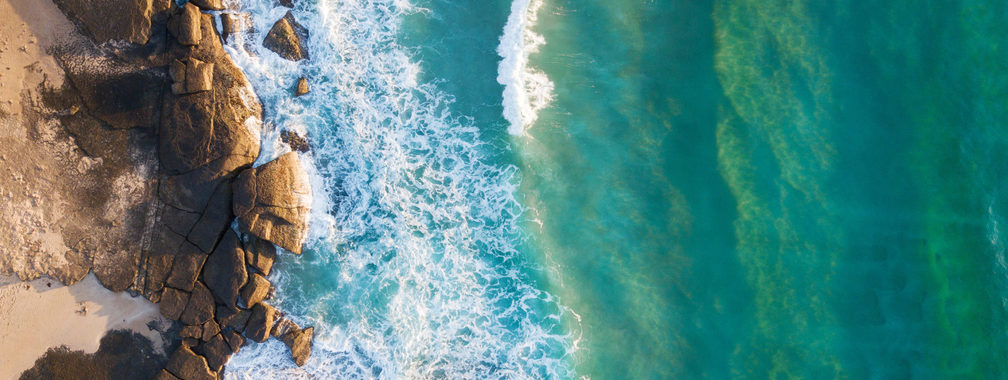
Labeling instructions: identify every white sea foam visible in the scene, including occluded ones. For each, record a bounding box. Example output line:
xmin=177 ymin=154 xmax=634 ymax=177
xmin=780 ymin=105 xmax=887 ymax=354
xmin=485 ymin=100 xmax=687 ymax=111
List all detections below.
xmin=221 ymin=0 xmax=576 ymax=378
xmin=497 ymin=0 xmax=553 ymax=136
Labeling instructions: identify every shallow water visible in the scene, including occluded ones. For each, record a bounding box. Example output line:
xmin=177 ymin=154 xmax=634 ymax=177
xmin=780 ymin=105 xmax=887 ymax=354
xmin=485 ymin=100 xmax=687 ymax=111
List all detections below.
xmin=223 ymin=0 xmax=1008 ymax=378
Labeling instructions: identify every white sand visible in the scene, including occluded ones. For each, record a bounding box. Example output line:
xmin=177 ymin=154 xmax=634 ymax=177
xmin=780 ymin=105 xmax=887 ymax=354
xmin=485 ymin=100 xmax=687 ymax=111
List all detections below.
xmin=0 ymin=274 xmax=167 ymax=380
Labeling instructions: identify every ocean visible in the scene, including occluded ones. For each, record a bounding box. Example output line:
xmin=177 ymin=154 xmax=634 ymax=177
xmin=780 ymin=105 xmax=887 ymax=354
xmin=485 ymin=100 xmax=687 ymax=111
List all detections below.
xmin=220 ymin=0 xmax=1008 ymax=378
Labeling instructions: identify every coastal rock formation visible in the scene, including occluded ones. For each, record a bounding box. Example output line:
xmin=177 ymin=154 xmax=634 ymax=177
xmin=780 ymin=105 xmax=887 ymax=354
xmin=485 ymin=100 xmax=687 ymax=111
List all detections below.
xmin=197 ymin=334 xmax=230 ymax=372
xmin=189 ymin=0 xmax=225 ymax=11
xmin=180 ymin=282 xmax=215 ymax=326
xmin=165 ymin=346 xmax=216 ymax=380
xmin=233 ymin=152 xmax=312 ymax=253
xmin=160 ymin=288 xmax=190 ymax=321
xmin=239 ymin=273 xmax=270 ymax=308
xmin=263 ymin=11 xmax=309 ymax=61
xmin=221 ymin=13 xmax=252 ymax=41
xmin=244 ymin=237 xmax=277 ymax=275
xmin=170 ymin=3 xmax=203 ymax=46
xmin=280 ymin=326 xmax=314 ymax=367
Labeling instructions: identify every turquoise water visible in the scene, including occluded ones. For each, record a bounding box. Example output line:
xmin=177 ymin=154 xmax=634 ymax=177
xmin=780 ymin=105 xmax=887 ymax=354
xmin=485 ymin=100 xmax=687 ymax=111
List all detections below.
xmin=220 ymin=0 xmax=1008 ymax=378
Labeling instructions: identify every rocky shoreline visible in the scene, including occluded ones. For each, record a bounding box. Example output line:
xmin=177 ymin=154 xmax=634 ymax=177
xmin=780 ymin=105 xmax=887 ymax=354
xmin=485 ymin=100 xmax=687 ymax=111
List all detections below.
xmin=11 ymin=0 xmax=317 ymax=378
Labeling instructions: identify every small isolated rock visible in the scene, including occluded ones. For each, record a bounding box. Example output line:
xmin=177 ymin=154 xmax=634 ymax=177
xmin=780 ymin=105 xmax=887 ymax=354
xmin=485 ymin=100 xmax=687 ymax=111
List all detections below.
xmin=280 ymin=326 xmax=313 ymax=367
xmin=278 ymin=0 xmax=295 ymax=7
xmin=159 ymin=288 xmax=190 ymax=321
xmin=244 ymin=303 xmax=276 ymax=343
xmin=239 ymin=273 xmax=270 ymax=308
xmin=189 ymin=0 xmax=224 ymax=11
xmin=165 ymin=345 xmax=216 ymax=380
xmin=177 ymin=3 xmax=202 ymax=46
xmin=281 ymin=130 xmax=310 ymax=153
xmin=296 ymin=77 xmax=309 ymax=96
xmin=263 ymin=11 xmax=309 ymax=61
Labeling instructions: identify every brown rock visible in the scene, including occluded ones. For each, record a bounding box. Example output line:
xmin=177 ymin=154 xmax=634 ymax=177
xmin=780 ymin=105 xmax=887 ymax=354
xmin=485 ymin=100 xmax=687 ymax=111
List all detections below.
xmin=263 ymin=11 xmax=309 ymax=61
xmin=165 ymin=345 xmax=216 ymax=380
xmin=244 ymin=303 xmax=276 ymax=343
xmin=244 ymin=236 xmax=277 ymax=275
xmin=239 ymin=273 xmax=270 ymax=308
xmin=203 ymin=230 xmax=248 ymax=308
xmin=155 ymin=369 xmax=180 ymax=380
xmin=52 ymin=0 xmax=164 ymax=44
xmin=181 ymin=282 xmax=215 ymax=325
xmin=180 ymin=324 xmax=203 ymax=339
xmin=226 ymin=308 xmax=252 ymax=331
xmin=232 ymin=152 xmax=312 ymax=253
xmin=223 ymin=329 xmax=245 ymax=353
xmin=280 ymin=326 xmax=313 ymax=367
xmin=197 ymin=334 xmax=230 ymax=372
xmin=144 ymin=253 xmax=175 ymax=300
xmin=296 ymin=77 xmax=309 ymax=96
xmin=182 ymin=337 xmax=201 ymax=348
xmin=185 ymin=58 xmax=214 ymax=93
xmin=202 ymin=319 xmax=221 ymax=341
xmin=190 ymin=0 xmax=224 ymax=10
xmin=176 ymin=3 xmax=202 ymax=46
xmin=281 ymin=130 xmax=310 ymax=153
xmin=271 ymin=317 xmax=299 ymax=338
xmin=159 ymin=287 xmax=189 ymax=320
xmin=166 ymin=251 xmax=207 ymax=292
xmin=221 ymin=13 xmax=252 ymax=41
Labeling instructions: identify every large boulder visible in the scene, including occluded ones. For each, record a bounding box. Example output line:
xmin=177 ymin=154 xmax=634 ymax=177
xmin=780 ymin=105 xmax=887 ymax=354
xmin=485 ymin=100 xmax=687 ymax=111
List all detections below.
xmin=197 ymin=334 xmax=230 ymax=372
xmin=244 ymin=303 xmax=276 ymax=343
xmin=181 ymin=282 xmax=215 ymax=326
xmin=166 ymin=250 xmax=207 ymax=292
xmin=263 ymin=11 xmax=309 ymax=61
xmin=239 ymin=273 xmax=270 ymax=308
xmin=280 ymin=326 xmax=313 ymax=367
xmin=169 ymin=2 xmax=202 ymax=46
xmin=202 ymin=230 xmax=248 ymax=308
xmin=165 ymin=345 xmax=216 ymax=380
xmin=232 ymin=152 xmax=312 ymax=254
xmin=53 ymin=0 xmax=171 ymax=44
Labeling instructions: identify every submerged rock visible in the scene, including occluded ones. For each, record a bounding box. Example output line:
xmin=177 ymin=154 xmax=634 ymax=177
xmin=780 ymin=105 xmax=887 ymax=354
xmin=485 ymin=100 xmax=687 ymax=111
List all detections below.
xmin=263 ymin=11 xmax=309 ymax=61
xmin=165 ymin=345 xmax=216 ymax=380
xmin=233 ymin=152 xmax=312 ymax=253
xmin=280 ymin=326 xmax=313 ymax=367
xmin=281 ymin=130 xmax=310 ymax=153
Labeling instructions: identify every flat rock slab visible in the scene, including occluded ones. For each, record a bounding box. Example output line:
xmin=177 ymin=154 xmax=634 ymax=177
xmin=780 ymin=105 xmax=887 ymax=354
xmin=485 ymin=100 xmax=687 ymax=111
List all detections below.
xmin=203 ymin=230 xmax=247 ymax=308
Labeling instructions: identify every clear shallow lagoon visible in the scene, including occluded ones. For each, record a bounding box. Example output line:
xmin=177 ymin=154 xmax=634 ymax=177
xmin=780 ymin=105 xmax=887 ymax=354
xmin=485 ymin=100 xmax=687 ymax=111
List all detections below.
xmin=224 ymin=0 xmax=1008 ymax=378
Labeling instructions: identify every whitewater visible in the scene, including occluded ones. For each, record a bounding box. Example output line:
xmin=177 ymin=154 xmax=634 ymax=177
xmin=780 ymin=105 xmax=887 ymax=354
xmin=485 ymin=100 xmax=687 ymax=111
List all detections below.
xmin=215 ymin=0 xmax=577 ymax=378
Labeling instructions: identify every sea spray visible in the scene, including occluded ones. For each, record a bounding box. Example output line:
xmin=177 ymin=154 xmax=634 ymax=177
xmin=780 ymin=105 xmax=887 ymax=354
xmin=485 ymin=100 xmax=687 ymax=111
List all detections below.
xmin=221 ymin=0 xmax=576 ymax=377
xmin=496 ymin=0 xmax=553 ymax=136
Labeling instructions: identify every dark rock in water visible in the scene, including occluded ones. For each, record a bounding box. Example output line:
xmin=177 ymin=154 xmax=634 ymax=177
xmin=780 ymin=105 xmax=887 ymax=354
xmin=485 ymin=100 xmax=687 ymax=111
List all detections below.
xmin=244 ymin=236 xmax=277 ymax=275
xmin=263 ymin=11 xmax=309 ymax=61
xmin=159 ymin=288 xmax=189 ymax=321
xmin=180 ymin=282 xmax=215 ymax=326
xmin=244 ymin=303 xmax=276 ymax=343
xmin=155 ymin=370 xmax=180 ymax=380
xmin=239 ymin=273 xmax=271 ymax=309
xmin=279 ymin=326 xmax=313 ymax=367
xmin=296 ymin=77 xmax=309 ymax=96
xmin=189 ymin=0 xmax=224 ymax=11
xmin=202 ymin=230 xmax=248 ymax=308
xmin=223 ymin=330 xmax=245 ymax=353
xmin=166 ymin=251 xmax=207 ymax=292
xmin=233 ymin=152 xmax=312 ymax=254
xmin=19 ymin=330 xmax=169 ymax=380
xmin=201 ymin=320 xmax=220 ymax=341
xmin=51 ymin=0 xmax=170 ymax=44
xmin=271 ymin=317 xmax=299 ymax=338
xmin=281 ymin=130 xmax=310 ymax=153
xmin=196 ymin=334 xmax=230 ymax=372
xmin=165 ymin=345 xmax=216 ymax=380
xmin=278 ymin=0 xmax=295 ymax=7
xmin=180 ymin=324 xmax=202 ymax=340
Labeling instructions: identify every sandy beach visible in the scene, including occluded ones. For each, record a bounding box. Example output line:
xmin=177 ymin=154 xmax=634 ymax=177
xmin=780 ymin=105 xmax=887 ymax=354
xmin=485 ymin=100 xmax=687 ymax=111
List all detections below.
xmin=0 ymin=274 xmax=167 ymax=379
